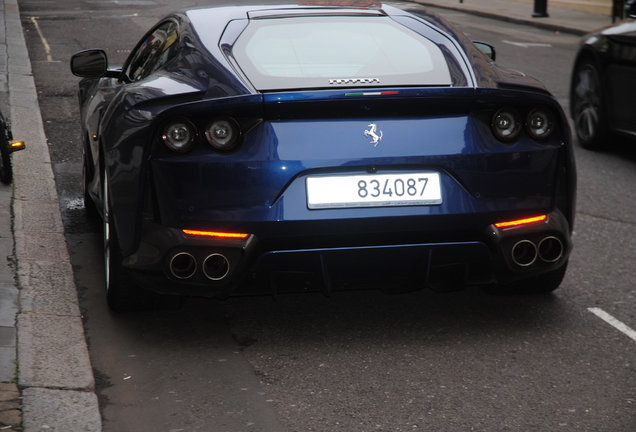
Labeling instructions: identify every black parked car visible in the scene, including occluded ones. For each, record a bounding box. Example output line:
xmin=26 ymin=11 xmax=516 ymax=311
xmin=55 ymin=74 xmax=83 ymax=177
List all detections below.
xmin=570 ymin=1 xmax=636 ymax=150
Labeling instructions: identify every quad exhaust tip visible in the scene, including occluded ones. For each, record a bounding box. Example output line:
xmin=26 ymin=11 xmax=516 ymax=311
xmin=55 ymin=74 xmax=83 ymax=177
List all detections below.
xmin=169 ymin=252 xmax=231 ymax=281
xmin=203 ymin=253 xmax=230 ymax=281
xmin=512 ymin=240 xmax=537 ymax=267
xmin=170 ymin=252 xmax=196 ymax=279
xmin=511 ymin=236 xmax=564 ymax=267
xmin=538 ymin=236 xmax=563 ymax=263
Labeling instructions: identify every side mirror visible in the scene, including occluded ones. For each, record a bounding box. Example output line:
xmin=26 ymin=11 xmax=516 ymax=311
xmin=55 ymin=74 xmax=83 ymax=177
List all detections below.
xmin=71 ymin=49 xmax=108 ymax=78
xmin=473 ymin=41 xmax=496 ymax=62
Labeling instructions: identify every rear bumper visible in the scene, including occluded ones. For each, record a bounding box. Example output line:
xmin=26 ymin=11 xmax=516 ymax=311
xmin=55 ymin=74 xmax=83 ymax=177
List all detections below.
xmin=123 ymin=209 xmax=571 ymax=298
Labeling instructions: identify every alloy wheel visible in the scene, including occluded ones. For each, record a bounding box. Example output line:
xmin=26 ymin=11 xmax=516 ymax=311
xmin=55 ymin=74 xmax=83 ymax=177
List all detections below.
xmin=103 ymin=174 xmax=111 ymax=291
xmin=572 ymin=62 xmax=605 ymax=149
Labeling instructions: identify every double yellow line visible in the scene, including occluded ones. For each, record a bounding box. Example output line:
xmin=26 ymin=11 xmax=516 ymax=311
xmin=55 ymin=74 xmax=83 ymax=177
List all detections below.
xmin=30 ymin=17 xmax=53 ymax=62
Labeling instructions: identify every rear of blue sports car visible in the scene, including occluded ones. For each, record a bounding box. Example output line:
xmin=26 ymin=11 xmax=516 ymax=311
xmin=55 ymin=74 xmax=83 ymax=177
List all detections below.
xmin=108 ymin=5 xmax=575 ymax=301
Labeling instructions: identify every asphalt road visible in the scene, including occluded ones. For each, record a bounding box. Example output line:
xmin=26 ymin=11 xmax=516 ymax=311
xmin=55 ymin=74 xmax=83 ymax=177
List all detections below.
xmin=17 ymin=0 xmax=636 ymax=430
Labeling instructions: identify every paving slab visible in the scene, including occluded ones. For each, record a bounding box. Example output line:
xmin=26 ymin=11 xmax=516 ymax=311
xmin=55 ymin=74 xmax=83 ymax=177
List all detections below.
xmin=414 ymin=0 xmax=614 ymax=35
xmin=22 ymin=388 xmax=101 ymax=432
xmin=2 ymin=0 xmax=101 ymax=430
xmin=17 ymin=261 xmax=81 ymax=316
xmin=17 ymin=314 xmax=94 ymax=391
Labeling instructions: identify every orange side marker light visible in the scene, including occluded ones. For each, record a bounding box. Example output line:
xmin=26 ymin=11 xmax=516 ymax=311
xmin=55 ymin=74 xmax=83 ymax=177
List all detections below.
xmin=494 ymin=215 xmax=547 ymax=228
xmin=182 ymin=229 xmax=249 ymax=239
xmin=9 ymin=141 xmax=25 ymax=153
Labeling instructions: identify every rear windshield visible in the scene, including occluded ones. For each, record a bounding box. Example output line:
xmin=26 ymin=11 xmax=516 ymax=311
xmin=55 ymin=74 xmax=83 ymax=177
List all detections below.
xmin=232 ymin=16 xmax=453 ymax=91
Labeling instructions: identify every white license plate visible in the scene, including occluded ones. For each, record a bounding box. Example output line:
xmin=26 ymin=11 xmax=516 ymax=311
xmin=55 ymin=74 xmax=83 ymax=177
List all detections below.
xmin=306 ymin=172 xmax=442 ymax=209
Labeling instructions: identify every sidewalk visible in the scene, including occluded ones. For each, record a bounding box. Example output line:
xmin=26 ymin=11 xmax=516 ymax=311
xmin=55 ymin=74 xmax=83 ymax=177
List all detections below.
xmin=0 ymin=0 xmax=617 ymax=431
xmin=1 ymin=0 xmax=101 ymax=430
xmin=415 ymin=0 xmax=614 ymax=35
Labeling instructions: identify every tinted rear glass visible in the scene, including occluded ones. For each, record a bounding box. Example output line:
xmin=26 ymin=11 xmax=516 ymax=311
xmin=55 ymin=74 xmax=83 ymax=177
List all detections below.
xmin=232 ymin=16 xmax=453 ymax=91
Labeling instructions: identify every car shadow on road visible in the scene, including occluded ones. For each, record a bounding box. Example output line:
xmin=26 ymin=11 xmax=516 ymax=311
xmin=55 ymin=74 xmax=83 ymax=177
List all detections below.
xmin=218 ymin=285 xmax=572 ymax=349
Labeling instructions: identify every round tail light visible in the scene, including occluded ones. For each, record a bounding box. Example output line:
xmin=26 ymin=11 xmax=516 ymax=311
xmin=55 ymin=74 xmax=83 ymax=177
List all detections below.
xmin=526 ymin=109 xmax=555 ymax=141
xmin=205 ymin=117 xmax=241 ymax=151
xmin=492 ymin=108 xmax=522 ymax=142
xmin=162 ymin=119 xmax=196 ymax=153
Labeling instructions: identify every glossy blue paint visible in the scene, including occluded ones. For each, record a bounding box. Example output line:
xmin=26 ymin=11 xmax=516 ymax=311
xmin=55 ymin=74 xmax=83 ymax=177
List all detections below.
xmin=149 ymin=103 xmax=561 ymax=225
xmin=72 ymin=2 xmax=576 ymax=301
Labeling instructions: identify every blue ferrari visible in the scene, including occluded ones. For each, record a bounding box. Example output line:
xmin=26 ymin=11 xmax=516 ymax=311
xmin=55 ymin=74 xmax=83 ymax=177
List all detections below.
xmin=70 ymin=2 xmax=576 ymax=311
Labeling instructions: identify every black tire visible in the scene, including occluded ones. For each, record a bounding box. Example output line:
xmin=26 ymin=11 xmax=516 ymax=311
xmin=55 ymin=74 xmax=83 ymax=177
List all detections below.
xmin=103 ymin=174 xmax=185 ymax=312
xmin=0 ymin=135 xmax=12 ymax=184
xmin=570 ymin=59 xmax=609 ymax=151
xmin=103 ymin=174 xmax=146 ymax=312
xmin=482 ymin=261 xmax=568 ymax=296
xmin=82 ymin=147 xmax=99 ymax=218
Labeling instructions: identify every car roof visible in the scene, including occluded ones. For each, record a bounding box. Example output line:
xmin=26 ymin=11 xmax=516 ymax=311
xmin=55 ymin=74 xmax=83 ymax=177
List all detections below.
xmin=182 ymin=2 xmax=457 ymax=34
xmin=175 ymin=2 xmax=548 ymax=93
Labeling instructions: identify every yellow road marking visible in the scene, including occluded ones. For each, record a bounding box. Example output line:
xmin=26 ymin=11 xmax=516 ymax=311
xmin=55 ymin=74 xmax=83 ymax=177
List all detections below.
xmin=30 ymin=17 xmax=53 ymax=62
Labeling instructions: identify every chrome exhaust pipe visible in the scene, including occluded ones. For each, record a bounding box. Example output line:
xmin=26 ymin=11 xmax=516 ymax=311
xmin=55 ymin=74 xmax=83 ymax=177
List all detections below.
xmin=511 ymin=240 xmax=537 ymax=267
xmin=170 ymin=252 xmax=197 ymax=279
xmin=203 ymin=253 xmax=230 ymax=280
xmin=538 ymin=236 xmax=563 ymax=263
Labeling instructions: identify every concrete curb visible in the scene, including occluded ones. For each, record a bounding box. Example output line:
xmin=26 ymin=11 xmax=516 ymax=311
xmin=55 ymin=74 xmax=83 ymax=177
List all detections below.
xmin=413 ymin=0 xmax=611 ymax=36
xmin=416 ymin=2 xmax=584 ymax=35
xmin=4 ymin=0 xmax=102 ymax=430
